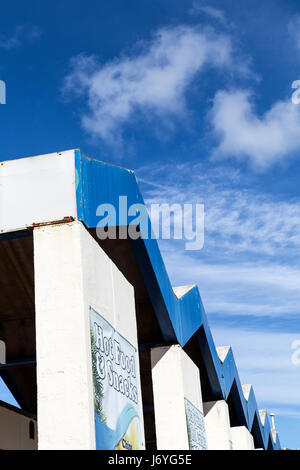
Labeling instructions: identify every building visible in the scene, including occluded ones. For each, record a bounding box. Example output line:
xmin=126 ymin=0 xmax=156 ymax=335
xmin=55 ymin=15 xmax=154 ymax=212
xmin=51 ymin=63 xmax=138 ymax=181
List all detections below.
xmin=0 ymin=149 xmax=280 ymax=450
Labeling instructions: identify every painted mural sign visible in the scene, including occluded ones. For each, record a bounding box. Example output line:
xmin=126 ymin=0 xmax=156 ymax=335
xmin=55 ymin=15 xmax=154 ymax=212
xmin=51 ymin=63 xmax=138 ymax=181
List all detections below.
xmin=184 ymin=398 xmax=207 ymax=450
xmin=90 ymin=307 xmax=144 ymax=450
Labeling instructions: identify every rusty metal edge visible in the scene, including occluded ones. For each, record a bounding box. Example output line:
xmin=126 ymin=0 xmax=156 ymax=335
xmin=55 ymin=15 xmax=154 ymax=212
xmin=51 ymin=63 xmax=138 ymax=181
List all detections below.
xmin=31 ymin=216 xmax=75 ymax=228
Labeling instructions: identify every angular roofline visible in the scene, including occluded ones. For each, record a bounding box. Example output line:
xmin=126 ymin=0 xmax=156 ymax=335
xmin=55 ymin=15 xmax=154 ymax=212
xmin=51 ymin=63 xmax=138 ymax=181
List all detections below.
xmin=75 ymin=149 xmax=281 ymax=450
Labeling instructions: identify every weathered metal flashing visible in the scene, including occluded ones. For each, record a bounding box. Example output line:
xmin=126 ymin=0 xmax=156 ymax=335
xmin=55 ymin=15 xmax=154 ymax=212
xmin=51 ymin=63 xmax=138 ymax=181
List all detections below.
xmin=31 ymin=216 xmax=75 ymax=228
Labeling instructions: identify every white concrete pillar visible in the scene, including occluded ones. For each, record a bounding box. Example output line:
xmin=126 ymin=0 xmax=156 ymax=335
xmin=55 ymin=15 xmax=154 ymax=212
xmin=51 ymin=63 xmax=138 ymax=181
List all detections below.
xmin=231 ymin=426 xmax=254 ymax=450
xmin=34 ymin=221 xmax=144 ymax=449
xmin=271 ymin=428 xmax=278 ymax=447
xmin=203 ymin=400 xmax=232 ymax=450
xmin=151 ymin=344 xmax=207 ymax=450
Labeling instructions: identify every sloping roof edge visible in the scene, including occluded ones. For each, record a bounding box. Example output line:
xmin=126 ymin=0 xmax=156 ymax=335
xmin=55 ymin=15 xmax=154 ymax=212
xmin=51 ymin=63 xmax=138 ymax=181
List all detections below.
xmin=75 ymin=150 xmax=280 ymax=450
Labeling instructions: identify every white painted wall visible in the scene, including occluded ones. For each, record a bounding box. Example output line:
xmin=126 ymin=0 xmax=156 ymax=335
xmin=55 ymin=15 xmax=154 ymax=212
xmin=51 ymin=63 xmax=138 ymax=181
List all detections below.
xmin=151 ymin=344 xmax=205 ymax=450
xmin=0 ymin=404 xmax=37 ymax=450
xmin=231 ymin=426 xmax=254 ymax=450
xmin=34 ymin=221 xmax=144 ymax=449
xmin=203 ymin=400 xmax=232 ymax=450
xmin=0 ymin=150 xmax=77 ymax=233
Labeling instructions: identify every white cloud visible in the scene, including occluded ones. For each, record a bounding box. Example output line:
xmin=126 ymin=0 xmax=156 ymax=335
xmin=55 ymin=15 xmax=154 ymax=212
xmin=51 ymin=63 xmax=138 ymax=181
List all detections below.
xmin=190 ymin=4 xmax=228 ymax=27
xmin=64 ymin=25 xmax=234 ymax=146
xmin=210 ymin=89 xmax=300 ymax=169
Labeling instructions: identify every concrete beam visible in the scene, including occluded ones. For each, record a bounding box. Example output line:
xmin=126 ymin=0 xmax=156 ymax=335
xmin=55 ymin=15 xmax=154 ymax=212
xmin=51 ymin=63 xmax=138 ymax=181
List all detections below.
xmin=203 ymin=400 xmax=232 ymax=450
xmin=231 ymin=426 xmax=254 ymax=450
xmin=151 ymin=344 xmax=206 ymax=450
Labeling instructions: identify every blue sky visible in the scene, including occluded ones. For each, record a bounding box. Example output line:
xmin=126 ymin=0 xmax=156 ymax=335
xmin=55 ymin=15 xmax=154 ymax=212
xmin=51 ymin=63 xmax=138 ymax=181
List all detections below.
xmin=1 ymin=0 xmax=300 ymax=449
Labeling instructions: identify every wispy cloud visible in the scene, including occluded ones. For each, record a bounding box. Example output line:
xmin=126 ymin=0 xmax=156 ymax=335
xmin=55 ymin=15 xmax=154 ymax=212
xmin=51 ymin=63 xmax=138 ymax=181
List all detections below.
xmin=136 ymin=161 xmax=300 ymax=319
xmin=189 ymin=3 xmax=229 ymax=27
xmin=137 ymin=161 xmax=300 ymax=257
xmin=63 ymin=25 xmax=235 ymax=148
xmin=0 ymin=25 xmax=42 ymax=50
xmin=161 ymin=250 xmax=300 ymax=318
xmin=210 ymin=89 xmax=300 ymax=169
xmin=212 ymin=326 xmax=300 ymax=408
xmin=0 ymin=25 xmax=24 ymax=49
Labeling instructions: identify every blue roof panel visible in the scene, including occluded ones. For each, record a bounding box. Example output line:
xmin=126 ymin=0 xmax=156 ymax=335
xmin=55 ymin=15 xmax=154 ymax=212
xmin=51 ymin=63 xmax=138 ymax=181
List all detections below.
xmin=75 ymin=150 xmax=280 ymax=450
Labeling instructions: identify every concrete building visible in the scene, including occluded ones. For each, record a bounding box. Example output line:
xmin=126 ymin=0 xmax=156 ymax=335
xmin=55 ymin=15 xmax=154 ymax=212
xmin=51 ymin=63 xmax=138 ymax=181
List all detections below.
xmin=0 ymin=149 xmax=281 ymax=450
